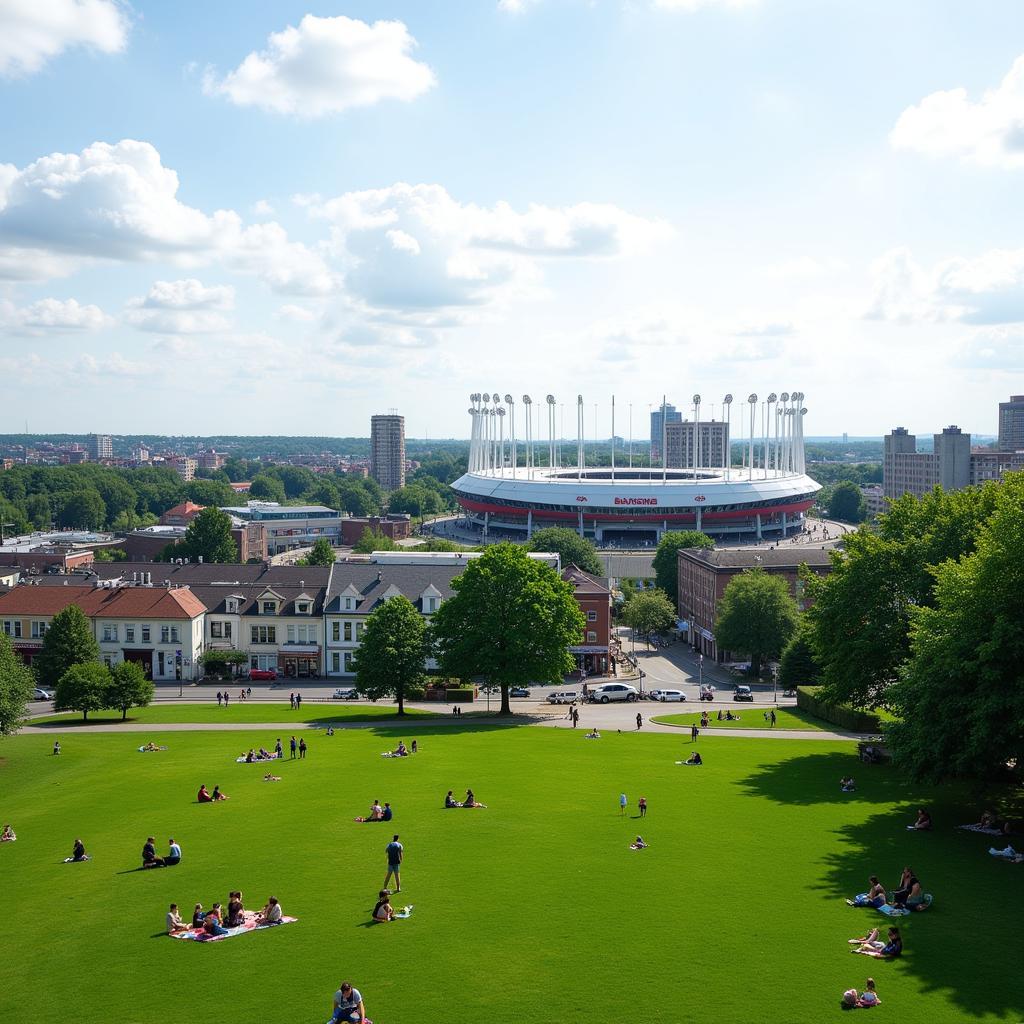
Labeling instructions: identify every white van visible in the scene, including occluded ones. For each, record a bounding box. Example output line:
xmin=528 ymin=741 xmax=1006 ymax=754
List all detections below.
xmin=547 ymin=691 xmax=579 ymax=704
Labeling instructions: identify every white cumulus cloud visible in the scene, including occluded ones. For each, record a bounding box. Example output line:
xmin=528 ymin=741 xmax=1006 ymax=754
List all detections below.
xmin=203 ymin=14 xmax=435 ymax=118
xmin=1 ymin=296 xmax=109 ymax=333
xmin=891 ymin=54 xmax=1024 ymax=168
xmin=0 ymin=0 xmax=128 ymax=77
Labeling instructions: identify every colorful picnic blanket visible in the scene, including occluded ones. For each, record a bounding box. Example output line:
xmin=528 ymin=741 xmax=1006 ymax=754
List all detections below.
xmin=879 ymin=894 xmax=933 ymax=916
xmin=235 ymin=752 xmax=281 ymax=763
xmin=138 ymin=745 xmax=168 ymax=752
xmin=170 ymin=911 xmax=297 ymax=942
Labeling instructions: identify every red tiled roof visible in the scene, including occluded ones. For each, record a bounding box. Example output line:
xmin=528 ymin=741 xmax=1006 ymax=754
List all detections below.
xmin=0 ymin=583 xmax=206 ymax=619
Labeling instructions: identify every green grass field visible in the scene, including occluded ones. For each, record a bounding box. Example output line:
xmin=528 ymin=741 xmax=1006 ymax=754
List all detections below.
xmin=651 ymin=707 xmax=834 ymax=731
xmin=1 ymin=723 xmax=1021 ymax=1024
xmin=32 ymin=702 xmax=440 ymax=726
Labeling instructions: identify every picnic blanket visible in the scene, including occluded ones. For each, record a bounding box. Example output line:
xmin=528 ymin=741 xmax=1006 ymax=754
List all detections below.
xmin=958 ymin=824 xmax=1004 ymax=835
xmin=63 ymin=856 xmax=90 ymax=862
xmin=170 ymin=911 xmax=297 ymax=942
xmin=879 ymin=894 xmax=933 ymax=916
xmin=629 ymin=843 xmax=649 ymax=851
xmin=675 ymin=760 xmax=702 ymax=766
xmin=235 ymin=752 xmax=280 ymax=763
xmin=138 ymin=745 xmax=168 ymax=752
xmin=380 ymin=751 xmax=409 ymax=758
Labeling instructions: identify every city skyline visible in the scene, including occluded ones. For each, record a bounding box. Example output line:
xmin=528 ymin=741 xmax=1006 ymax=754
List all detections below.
xmin=3 ymin=2 xmax=1024 ymax=437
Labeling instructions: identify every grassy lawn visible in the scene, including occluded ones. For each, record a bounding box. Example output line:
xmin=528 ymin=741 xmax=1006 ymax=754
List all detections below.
xmin=31 ymin=702 xmax=441 ymax=726
xmin=651 ymin=707 xmax=835 ymax=731
xmin=1 ymin=726 xmax=1021 ymax=1024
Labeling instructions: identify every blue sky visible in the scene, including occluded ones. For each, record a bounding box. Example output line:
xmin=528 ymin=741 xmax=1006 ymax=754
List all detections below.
xmin=2 ymin=0 xmax=1023 ymax=440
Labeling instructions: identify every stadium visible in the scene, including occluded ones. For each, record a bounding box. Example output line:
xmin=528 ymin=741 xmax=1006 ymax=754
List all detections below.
xmin=451 ymin=393 xmax=822 ymax=545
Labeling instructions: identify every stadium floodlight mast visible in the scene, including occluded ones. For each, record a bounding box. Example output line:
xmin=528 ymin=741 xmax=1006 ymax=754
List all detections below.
xmin=778 ymin=392 xmax=790 ymax=475
xmin=766 ymin=393 xmax=777 ymax=472
xmin=497 ymin=405 xmax=506 ymax=476
xmin=576 ymin=395 xmax=585 ymax=481
xmin=747 ymin=394 xmax=758 ymax=481
xmin=504 ymin=394 xmax=516 ymax=478
xmin=723 ymin=394 xmax=733 ymax=479
xmin=546 ymin=395 xmax=556 ymax=470
xmin=522 ymin=395 xmax=533 ymax=478
xmin=692 ymin=393 xmax=702 ymax=480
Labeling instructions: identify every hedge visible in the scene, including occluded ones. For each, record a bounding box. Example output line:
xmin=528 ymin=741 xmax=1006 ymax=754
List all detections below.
xmin=796 ymin=686 xmax=882 ymax=733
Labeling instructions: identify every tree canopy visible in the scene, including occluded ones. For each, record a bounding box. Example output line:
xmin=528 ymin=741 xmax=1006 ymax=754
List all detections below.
xmin=0 ymin=632 xmax=34 ymax=736
xmin=827 ymin=480 xmax=866 ymax=523
xmin=105 ymin=660 xmax=156 ymax=720
xmin=620 ymin=589 xmax=676 ymax=647
xmin=715 ymin=568 xmax=799 ymax=676
xmin=353 ymin=528 xmax=398 ymax=554
xmin=430 ymin=543 xmax=584 ymax=714
xmin=34 ymin=605 xmax=100 ymax=691
xmin=777 ymin=619 xmax=821 ymax=690
xmin=178 ymin=507 xmax=238 ymax=563
xmin=55 ymin=662 xmax=111 ymax=721
xmin=298 ymin=537 xmax=336 ymax=566
xmin=652 ymin=531 xmax=715 ymax=609
xmin=527 ymin=527 xmax=603 ymax=576
xmin=354 ymin=595 xmax=427 ymax=715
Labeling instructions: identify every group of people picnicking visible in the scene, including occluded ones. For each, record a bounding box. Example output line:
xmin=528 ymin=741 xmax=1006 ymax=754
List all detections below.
xmin=846 ymin=866 xmax=927 ymax=914
xmin=355 ymin=800 xmax=394 ymax=823
xmin=383 ymin=740 xmax=417 ymax=757
xmin=166 ymin=891 xmax=283 ymax=936
xmin=444 ymin=789 xmax=487 ymax=808
xmin=1 ymin=824 xmax=15 ymax=842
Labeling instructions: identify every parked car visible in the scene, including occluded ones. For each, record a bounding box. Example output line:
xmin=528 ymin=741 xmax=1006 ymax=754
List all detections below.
xmin=248 ymin=668 xmax=277 ymax=681
xmin=699 ymin=685 xmax=716 ymax=702
xmin=547 ymin=691 xmax=579 ymax=704
xmin=649 ymin=688 xmax=686 ymax=702
xmin=509 ymin=687 xmax=531 ymax=698
xmin=733 ymin=684 xmax=754 ymax=702
xmin=333 ymin=687 xmax=359 ymax=700
xmin=32 ymin=687 xmax=53 ymax=701
xmin=588 ymin=683 xmax=639 ymax=704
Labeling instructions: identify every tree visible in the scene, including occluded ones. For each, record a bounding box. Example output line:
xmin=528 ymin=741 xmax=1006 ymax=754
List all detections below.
xmin=299 ymin=537 xmax=336 ymax=566
xmin=354 ymin=595 xmax=427 ymax=716
xmin=180 ymin=507 xmax=238 ymax=563
xmin=884 ymin=475 xmax=1024 ymax=782
xmin=387 ymin=484 xmax=444 ymax=517
xmin=828 ymin=480 xmax=866 ymax=523
xmin=777 ymin=619 xmax=821 ymax=690
xmin=34 ymin=605 xmax=101 ymax=691
xmin=25 ymin=493 xmax=52 ymax=529
xmin=55 ymin=662 xmax=111 ymax=721
xmin=56 ymin=489 xmax=106 ymax=530
xmin=430 ymin=543 xmax=585 ymax=715
xmin=248 ymin=474 xmax=286 ymax=503
xmin=621 ymin=589 xmax=676 ymax=648
xmin=652 ymin=531 xmax=715 ymax=609
xmin=0 ymin=632 xmax=34 ymax=736
xmin=185 ymin=479 xmax=236 ymax=507
xmin=105 ymin=660 xmax=155 ymax=720
xmin=93 ymin=547 xmax=127 ymax=562
xmin=353 ymin=528 xmax=397 ymax=554
xmin=715 ymin=568 xmax=799 ymax=676
xmin=527 ymin=527 xmax=604 ymax=576
xmin=338 ymin=479 xmax=379 ymax=517
xmin=199 ymin=649 xmax=248 ymax=678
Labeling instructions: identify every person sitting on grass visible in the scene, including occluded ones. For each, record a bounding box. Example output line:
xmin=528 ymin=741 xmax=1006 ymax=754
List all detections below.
xmin=381 ymin=802 xmax=393 ymax=822
xmin=203 ymin=904 xmax=230 ymax=937
xmin=840 ymin=776 xmax=856 ymax=792
xmin=890 ymin=867 xmax=923 ymax=909
xmin=989 ymin=845 xmax=1024 ymax=863
xmin=165 ymin=838 xmax=181 ymax=867
xmin=685 ymin=751 xmax=703 ymax=765
xmin=197 ymin=785 xmax=213 ymax=803
xmin=395 ymin=741 xmax=408 ymax=757
xmin=463 ymin=789 xmax=488 ymax=808
xmin=842 ymin=979 xmax=881 ymax=1008
xmin=908 ymin=807 xmax=932 ymax=831
xmin=142 ymin=836 xmax=165 ymax=869
xmin=192 ymin=903 xmax=205 ymax=927
xmin=355 ymin=801 xmax=384 ymax=823
xmin=70 ymin=838 xmax=88 ymax=862
xmin=373 ymin=889 xmax=395 ymax=922
xmin=630 ymin=836 xmax=649 ymax=850
xmin=142 ymin=742 xmax=161 ymax=752
xmin=1 ymin=824 xmax=15 ymax=842
xmin=585 ymin=728 xmax=601 ymax=739
xmin=850 ymin=926 xmax=902 ymax=958
xmin=53 ymin=741 xmax=61 ymax=756
xmin=225 ymin=891 xmax=245 ymax=928
xmin=445 ymin=790 xmax=461 ymax=808
xmin=846 ymin=876 xmax=886 ymax=908
xmin=960 ymin=810 xmax=997 ymax=832
xmin=263 ymin=773 xmax=282 ymax=782
xmin=166 ymin=903 xmax=186 ymax=935
xmin=725 ymin=710 xmax=739 ymax=721
xmin=257 ymin=896 xmax=283 ymax=924
xmin=212 ymin=785 xmax=229 ymax=801
xmin=330 ymin=981 xmax=366 ymax=1024
xmin=245 ymin=749 xmax=255 ymax=763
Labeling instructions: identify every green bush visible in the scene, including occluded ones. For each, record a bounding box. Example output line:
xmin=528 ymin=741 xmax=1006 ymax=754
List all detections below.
xmin=795 ymin=686 xmax=882 ymax=733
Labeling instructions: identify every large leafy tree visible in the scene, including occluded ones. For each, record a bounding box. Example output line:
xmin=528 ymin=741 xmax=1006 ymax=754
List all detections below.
xmin=652 ymin=531 xmax=715 ymax=610
xmin=777 ymin=619 xmax=821 ymax=690
xmin=887 ymin=477 xmax=1024 ymax=782
xmin=804 ymin=483 xmax=998 ymax=708
xmin=34 ymin=605 xmax=100 ymax=691
xmin=827 ymin=480 xmax=866 ymax=523
xmin=180 ymin=507 xmax=238 ymax=563
xmin=353 ymin=528 xmax=397 ymax=554
xmin=353 ymin=595 xmax=427 ymax=716
xmin=57 ymin=489 xmax=106 ymax=530
xmin=387 ymin=483 xmax=445 ymax=517
xmin=621 ymin=589 xmax=676 ymax=648
xmin=248 ymin=474 xmax=287 ymax=503
xmin=56 ymin=662 xmax=111 ymax=721
xmin=299 ymin=537 xmax=336 ymax=566
xmin=527 ymin=527 xmax=603 ymax=576
xmin=0 ymin=632 xmax=34 ymax=736
xmin=105 ymin=660 xmax=155 ymax=720
xmin=715 ymin=568 xmax=799 ymax=676
xmin=430 ymin=543 xmax=585 ymax=715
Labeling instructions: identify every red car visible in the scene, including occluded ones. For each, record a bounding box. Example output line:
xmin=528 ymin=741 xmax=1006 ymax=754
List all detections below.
xmin=248 ymin=668 xmax=277 ymax=681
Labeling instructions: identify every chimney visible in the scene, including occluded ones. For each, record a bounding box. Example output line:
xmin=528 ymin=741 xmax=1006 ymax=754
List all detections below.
xmin=300 ymin=580 xmax=304 ymax=590
xmin=377 ymin=571 xmax=383 ymax=583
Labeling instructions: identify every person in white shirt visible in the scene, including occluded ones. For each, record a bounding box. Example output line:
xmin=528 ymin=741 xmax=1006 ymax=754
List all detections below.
xmin=166 ymin=838 xmax=181 ymax=866
xmin=330 ymin=982 xmax=366 ymax=1023
xmin=257 ymin=896 xmax=283 ymax=924
xmin=166 ymin=903 xmax=186 ymax=934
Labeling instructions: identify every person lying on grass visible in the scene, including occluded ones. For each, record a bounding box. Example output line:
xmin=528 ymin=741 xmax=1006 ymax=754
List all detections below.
xmin=257 ymin=896 xmax=283 ymax=924
xmin=907 ymin=808 xmax=932 ymax=831
xmin=846 ymin=876 xmax=886 ymax=908
xmin=166 ymin=903 xmax=187 ymax=935
xmin=630 ymin=836 xmax=649 ymax=850
xmin=263 ymin=773 xmax=282 ymax=782
xmin=850 ymin=926 xmax=902 ymax=958
xmin=989 ymin=845 xmax=1024 ymax=863
xmin=1 ymin=824 xmax=15 ymax=842
xmin=463 ymin=789 xmax=487 ymax=808
xmin=373 ymin=890 xmax=395 ymax=922
xmin=685 ymin=751 xmax=703 ymax=765
xmin=961 ymin=810 xmax=997 ymax=832
xmin=841 ymin=776 xmax=856 ymax=792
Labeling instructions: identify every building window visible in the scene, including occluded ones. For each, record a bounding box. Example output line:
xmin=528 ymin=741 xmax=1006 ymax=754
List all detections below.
xmin=141 ymin=625 xmax=151 ymax=643
xmin=343 ymin=652 xmax=354 ymax=672
xmin=287 ymin=625 xmax=296 ymax=643
xmin=345 ymin=597 xmax=355 ymax=611
xmin=343 ymin=621 xmax=353 ymax=642
xmin=103 ymin=656 xmax=113 ymax=668
xmin=297 ymin=602 xmax=309 ymax=614
xmin=250 ymin=625 xmax=277 ymax=644
xmin=125 ymin=626 xmax=134 ymax=643
xmin=262 ymin=601 xmax=276 ymax=615
xmin=586 ymin=610 xmax=597 ymax=622
xmin=331 ymin=652 xmax=340 ymax=673
xmin=587 ymin=631 xmax=598 ymax=643
xmin=331 ymin=621 xmax=340 ymax=642
xmin=31 ymin=621 xmax=47 ymax=639
xmin=170 ymin=626 xmax=180 ymax=643
xmin=2 ymin=621 xmax=11 ymax=637
xmin=211 ymin=622 xmax=223 ymax=639
xmin=226 ymin=599 xmax=238 ymax=614
xmin=161 ymin=626 xmax=170 ymax=644
xmin=103 ymin=625 xmax=118 ymax=642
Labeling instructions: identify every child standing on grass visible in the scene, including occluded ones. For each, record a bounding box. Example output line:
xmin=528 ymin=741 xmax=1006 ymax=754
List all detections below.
xmin=619 ymin=793 xmax=627 ymax=816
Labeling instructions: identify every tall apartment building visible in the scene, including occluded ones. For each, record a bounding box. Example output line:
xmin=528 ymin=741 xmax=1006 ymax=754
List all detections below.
xmin=884 ymin=425 xmax=977 ymax=501
xmin=89 ymin=434 xmax=113 ymax=461
xmin=370 ymin=414 xmax=406 ymax=490
xmin=650 ymin=404 xmax=682 ymax=460
xmin=664 ymin=420 xmax=730 ymax=470
xmin=998 ymin=395 xmax=1024 ymax=451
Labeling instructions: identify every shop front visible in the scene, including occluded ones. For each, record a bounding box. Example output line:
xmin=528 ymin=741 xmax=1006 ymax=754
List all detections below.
xmin=569 ymin=644 xmax=610 ymax=676
xmin=278 ymin=644 xmax=321 ymax=678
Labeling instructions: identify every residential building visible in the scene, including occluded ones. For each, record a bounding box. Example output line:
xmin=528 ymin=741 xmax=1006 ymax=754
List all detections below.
xmin=664 ymin=420 xmax=730 ymax=470
xmin=168 ymin=456 xmax=197 ymax=482
xmin=131 ymin=445 xmax=150 ymax=463
xmin=0 ymin=565 xmax=21 ymax=588
xmin=61 ymin=446 xmax=88 ymax=464
xmin=89 ymin=434 xmax=113 ymax=461
xmin=562 ymin=565 xmax=612 ymax=675
xmin=221 ymin=502 xmax=342 ymax=555
xmin=370 ymin=414 xmax=406 ymax=490
xmin=650 ymin=403 xmax=682 ymax=461
xmin=884 ymin=425 xmax=980 ymax=500
xmin=339 ymin=514 xmax=412 ymax=546
xmin=197 ymin=450 xmax=226 ymax=471
xmin=677 ymin=547 xmax=834 ymax=662
xmin=861 ymin=485 xmax=885 ymax=519
xmin=998 ymin=395 xmax=1024 ymax=452
xmin=159 ymin=501 xmax=204 ymax=527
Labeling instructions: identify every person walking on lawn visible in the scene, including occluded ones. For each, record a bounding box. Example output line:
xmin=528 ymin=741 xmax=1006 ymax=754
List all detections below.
xmin=384 ymin=834 xmax=403 ymax=893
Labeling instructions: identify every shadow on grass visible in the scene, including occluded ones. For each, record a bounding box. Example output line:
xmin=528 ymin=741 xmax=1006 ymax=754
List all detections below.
xmin=738 ymin=751 xmax=1024 ymax=1020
